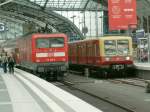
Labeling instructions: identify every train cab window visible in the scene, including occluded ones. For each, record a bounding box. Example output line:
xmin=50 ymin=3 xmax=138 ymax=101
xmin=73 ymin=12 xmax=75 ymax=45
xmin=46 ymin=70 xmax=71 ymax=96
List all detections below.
xmin=50 ymin=38 xmax=64 ymax=47
xmin=117 ymin=40 xmax=129 ymax=55
xmin=104 ymin=40 xmax=116 ymax=55
xmin=36 ymin=38 xmax=49 ymax=48
xmin=36 ymin=37 xmax=64 ymax=48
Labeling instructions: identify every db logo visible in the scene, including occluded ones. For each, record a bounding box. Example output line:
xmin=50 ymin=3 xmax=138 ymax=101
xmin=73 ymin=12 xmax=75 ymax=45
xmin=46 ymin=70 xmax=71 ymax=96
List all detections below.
xmin=112 ymin=6 xmax=121 ymax=15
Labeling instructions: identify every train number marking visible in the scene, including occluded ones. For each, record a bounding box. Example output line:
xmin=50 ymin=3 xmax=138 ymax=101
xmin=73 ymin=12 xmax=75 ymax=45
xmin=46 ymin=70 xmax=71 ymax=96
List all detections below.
xmin=112 ymin=65 xmax=124 ymax=70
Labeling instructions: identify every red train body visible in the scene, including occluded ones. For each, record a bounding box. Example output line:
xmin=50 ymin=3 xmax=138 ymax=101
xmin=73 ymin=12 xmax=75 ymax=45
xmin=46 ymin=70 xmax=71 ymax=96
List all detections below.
xmin=16 ymin=33 xmax=68 ymax=80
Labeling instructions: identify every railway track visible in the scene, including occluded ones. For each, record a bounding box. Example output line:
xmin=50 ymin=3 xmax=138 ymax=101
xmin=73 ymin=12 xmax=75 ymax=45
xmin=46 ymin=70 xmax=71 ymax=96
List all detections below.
xmin=69 ymin=69 xmax=147 ymax=88
xmin=53 ymin=80 xmax=137 ymax=112
xmin=107 ymin=78 xmax=147 ymax=88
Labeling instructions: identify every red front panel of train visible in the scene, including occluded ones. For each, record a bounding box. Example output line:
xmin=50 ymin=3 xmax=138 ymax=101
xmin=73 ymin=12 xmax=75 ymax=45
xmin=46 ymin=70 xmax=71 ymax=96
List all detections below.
xmin=99 ymin=56 xmax=133 ymax=65
xmin=32 ymin=34 xmax=68 ymax=63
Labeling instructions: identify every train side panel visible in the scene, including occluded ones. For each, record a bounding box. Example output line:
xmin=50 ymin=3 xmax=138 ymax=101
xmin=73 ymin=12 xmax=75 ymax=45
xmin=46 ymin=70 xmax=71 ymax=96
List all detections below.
xmin=69 ymin=43 xmax=78 ymax=64
xmin=17 ymin=35 xmax=32 ymax=68
xmin=86 ymin=40 xmax=100 ymax=65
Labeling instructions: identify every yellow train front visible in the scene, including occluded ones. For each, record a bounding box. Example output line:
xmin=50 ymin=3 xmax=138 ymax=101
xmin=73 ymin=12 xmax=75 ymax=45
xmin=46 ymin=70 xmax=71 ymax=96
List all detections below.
xmin=69 ymin=36 xmax=135 ymax=78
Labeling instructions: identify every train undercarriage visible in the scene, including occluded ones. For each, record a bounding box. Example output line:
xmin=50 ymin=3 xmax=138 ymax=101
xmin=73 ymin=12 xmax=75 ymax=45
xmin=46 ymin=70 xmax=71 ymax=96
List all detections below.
xmin=16 ymin=62 xmax=68 ymax=81
xmin=69 ymin=64 xmax=136 ymax=78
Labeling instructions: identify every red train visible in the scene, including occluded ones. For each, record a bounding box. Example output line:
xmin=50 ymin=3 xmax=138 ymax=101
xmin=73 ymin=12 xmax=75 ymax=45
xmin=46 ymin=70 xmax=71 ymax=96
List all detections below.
xmin=16 ymin=33 xmax=68 ymax=80
xmin=69 ymin=36 xmax=135 ymax=78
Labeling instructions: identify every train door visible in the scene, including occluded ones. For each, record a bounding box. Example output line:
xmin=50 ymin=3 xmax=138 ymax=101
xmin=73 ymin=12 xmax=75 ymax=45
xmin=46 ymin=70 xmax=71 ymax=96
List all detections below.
xmin=78 ymin=44 xmax=82 ymax=64
xmin=73 ymin=44 xmax=77 ymax=64
xmin=93 ymin=41 xmax=99 ymax=65
xmin=68 ymin=44 xmax=72 ymax=63
xmin=81 ymin=43 xmax=86 ymax=64
xmin=85 ymin=42 xmax=88 ymax=64
xmin=71 ymin=44 xmax=77 ymax=64
xmin=76 ymin=44 xmax=80 ymax=64
xmin=87 ymin=43 xmax=91 ymax=64
xmin=87 ymin=42 xmax=94 ymax=64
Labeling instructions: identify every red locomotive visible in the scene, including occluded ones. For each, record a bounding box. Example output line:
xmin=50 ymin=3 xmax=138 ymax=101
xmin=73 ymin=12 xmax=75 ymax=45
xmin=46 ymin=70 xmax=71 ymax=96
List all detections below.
xmin=69 ymin=36 xmax=135 ymax=78
xmin=16 ymin=33 xmax=68 ymax=80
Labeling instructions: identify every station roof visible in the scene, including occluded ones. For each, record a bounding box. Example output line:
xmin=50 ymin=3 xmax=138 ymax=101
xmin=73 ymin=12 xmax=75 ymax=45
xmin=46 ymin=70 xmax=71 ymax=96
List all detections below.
xmin=1 ymin=0 xmax=105 ymax=41
xmin=28 ymin=0 xmax=150 ymax=16
xmin=136 ymin=0 xmax=150 ymax=16
xmin=29 ymin=0 xmax=105 ymax=11
xmin=0 ymin=0 xmax=149 ymax=41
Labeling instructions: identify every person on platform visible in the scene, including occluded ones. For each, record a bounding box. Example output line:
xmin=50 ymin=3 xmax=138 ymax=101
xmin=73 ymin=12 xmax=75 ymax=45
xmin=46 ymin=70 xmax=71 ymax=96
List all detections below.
xmin=8 ymin=54 xmax=15 ymax=74
xmin=2 ymin=53 xmax=8 ymax=73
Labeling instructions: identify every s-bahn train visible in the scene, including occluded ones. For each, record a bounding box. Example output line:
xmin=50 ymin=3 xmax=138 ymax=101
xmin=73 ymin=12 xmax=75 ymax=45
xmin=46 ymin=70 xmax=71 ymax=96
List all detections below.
xmin=69 ymin=36 xmax=135 ymax=78
xmin=16 ymin=33 xmax=68 ymax=80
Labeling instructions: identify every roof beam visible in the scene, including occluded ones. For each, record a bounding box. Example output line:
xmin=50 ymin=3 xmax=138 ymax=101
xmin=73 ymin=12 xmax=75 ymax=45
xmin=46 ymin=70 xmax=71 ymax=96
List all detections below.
xmin=0 ymin=14 xmax=25 ymax=24
xmin=0 ymin=10 xmax=46 ymax=27
xmin=1 ymin=1 xmax=85 ymax=40
xmin=83 ymin=0 xmax=90 ymax=11
xmin=46 ymin=7 xmax=105 ymax=11
xmin=42 ymin=0 xmax=49 ymax=10
xmin=0 ymin=0 xmax=13 ymax=6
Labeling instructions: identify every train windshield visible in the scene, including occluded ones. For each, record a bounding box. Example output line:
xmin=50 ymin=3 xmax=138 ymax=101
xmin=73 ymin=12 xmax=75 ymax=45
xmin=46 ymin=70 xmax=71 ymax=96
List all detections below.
xmin=104 ymin=40 xmax=116 ymax=55
xmin=117 ymin=40 xmax=129 ymax=55
xmin=50 ymin=38 xmax=64 ymax=47
xmin=36 ymin=37 xmax=64 ymax=48
xmin=36 ymin=38 xmax=49 ymax=48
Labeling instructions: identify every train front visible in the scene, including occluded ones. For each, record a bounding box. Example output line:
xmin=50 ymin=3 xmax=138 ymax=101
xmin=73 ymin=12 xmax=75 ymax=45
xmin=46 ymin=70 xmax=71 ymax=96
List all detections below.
xmin=100 ymin=36 xmax=134 ymax=77
xmin=32 ymin=33 xmax=68 ymax=80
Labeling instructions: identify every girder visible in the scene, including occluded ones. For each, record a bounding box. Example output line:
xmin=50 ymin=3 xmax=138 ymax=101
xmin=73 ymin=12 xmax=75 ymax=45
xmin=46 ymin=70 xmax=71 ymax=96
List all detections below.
xmin=0 ymin=0 xmax=84 ymax=41
xmin=0 ymin=14 xmax=25 ymax=24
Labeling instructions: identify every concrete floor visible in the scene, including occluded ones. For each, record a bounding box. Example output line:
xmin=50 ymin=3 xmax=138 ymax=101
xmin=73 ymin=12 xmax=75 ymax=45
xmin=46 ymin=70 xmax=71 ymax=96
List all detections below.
xmin=64 ymin=74 xmax=150 ymax=112
xmin=0 ymin=74 xmax=13 ymax=112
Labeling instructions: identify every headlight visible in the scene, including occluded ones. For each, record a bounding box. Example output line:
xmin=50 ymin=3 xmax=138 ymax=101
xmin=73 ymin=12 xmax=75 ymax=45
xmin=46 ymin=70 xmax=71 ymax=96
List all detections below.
xmin=105 ymin=57 xmax=110 ymax=61
xmin=36 ymin=53 xmax=48 ymax=57
xmin=54 ymin=52 xmax=65 ymax=57
xmin=126 ymin=57 xmax=130 ymax=60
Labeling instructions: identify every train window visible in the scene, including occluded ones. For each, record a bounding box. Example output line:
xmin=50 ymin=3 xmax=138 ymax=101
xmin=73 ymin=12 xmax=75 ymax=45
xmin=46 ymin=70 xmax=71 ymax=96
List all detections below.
xmin=117 ymin=40 xmax=129 ymax=55
xmin=36 ymin=37 xmax=64 ymax=48
xmin=104 ymin=40 xmax=116 ymax=55
xmin=94 ymin=44 xmax=99 ymax=56
xmin=50 ymin=38 xmax=64 ymax=47
xmin=36 ymin=38 xmax=49 ymax=48
xmin=87 ymin=45 xmax=93 ymax=57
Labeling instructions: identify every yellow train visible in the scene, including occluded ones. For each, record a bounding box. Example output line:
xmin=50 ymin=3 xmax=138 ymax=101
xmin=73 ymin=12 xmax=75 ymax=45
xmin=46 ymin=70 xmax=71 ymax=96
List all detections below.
xmin=69 ymin=36 xmax=135 ymax=78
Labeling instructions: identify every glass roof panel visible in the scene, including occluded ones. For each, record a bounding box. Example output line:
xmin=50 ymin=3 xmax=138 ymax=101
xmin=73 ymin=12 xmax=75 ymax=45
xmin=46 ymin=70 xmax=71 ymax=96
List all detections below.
xmin=29 ymin=0 xmax=100 ymax=11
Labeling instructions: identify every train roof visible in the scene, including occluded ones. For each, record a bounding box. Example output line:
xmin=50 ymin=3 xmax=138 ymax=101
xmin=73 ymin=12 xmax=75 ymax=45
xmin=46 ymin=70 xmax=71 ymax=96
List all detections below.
xmin=17 ymin=32 xmax=67 ymax=40
xmin=69 ymin=38 xmax=98 ymax=44
xmin=69 ymin=36 xmax=132 ymax=44
xmin=100 ymin=36 xmax=132 ymax=40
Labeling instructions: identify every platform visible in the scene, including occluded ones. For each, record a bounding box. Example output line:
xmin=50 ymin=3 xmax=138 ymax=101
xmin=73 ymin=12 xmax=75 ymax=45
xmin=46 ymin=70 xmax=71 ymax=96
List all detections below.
xmin=65 ymin=74 xmax=150 ymax=112
xmin=134 ymin=63 xmax=150 ymax=70
xmin=134 ymin=63 xmax=150 ymax=79
xmin=0 ymin=68 xmax=102 ymax=112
